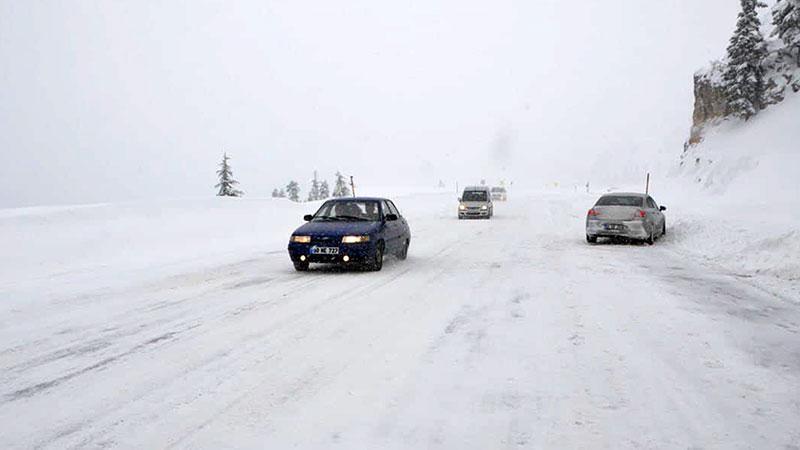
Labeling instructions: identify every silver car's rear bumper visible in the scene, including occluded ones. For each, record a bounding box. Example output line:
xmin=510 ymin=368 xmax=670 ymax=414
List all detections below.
xmin=586 ymin=219 xmax=648 ymax=239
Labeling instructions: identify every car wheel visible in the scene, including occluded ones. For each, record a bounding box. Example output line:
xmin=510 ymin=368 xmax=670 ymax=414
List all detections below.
xmin=645 ymin=229 xmax=654 ymax=245
xmin=662 ymin=222 xmax=666 ymax=237
xmin=293 ymin=261 xmax=309 ymax=272
xmin=397 ymin=239 xmax=409 ymax=260
xmin=370 ymin=242 xmax=384 ymax=271
xmin=586 ymin=235 xmax=597 ymax=244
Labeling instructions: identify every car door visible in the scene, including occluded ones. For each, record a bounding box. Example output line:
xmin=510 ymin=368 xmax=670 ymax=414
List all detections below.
xmin=649 ymin=196 xmax=665 ymax=234
xmin=646 ymin=196 xmax=662 ymax=233
xmin=387 ymin=200 xmax=409 ymax=244
xmin=381 ymin=200 xmax=401 ymax=252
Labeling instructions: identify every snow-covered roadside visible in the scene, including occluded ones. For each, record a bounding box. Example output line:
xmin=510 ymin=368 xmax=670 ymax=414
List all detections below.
xmin=665 ymin=197 xmax=800 ymax=302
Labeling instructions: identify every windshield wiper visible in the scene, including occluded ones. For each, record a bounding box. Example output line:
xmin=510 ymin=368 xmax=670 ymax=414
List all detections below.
xmin=314 ymin=216 xmax=342 ymax=222
xmin=336 ymin=215 xmax=370 ymax=221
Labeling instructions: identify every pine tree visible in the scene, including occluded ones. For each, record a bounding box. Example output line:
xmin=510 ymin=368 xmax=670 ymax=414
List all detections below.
xmin=271 ymin=188 xmax=280 ymax=198
xmin=307 ymin=171 xmax=321 ymax=202
xmin=332 ymin=171 xmax=350 ymax=197
xmin=319 ymin=180 xmax=330 ymax=199
xmin=773 ymin=0 xmax=800 ymax=64
xmin=286 ymin=180 xmax=301 ymax=202
xmin=723 ymin=0 xmax=768 ymax=120
xmin=215 ymin=152 xmax=244 ymax=197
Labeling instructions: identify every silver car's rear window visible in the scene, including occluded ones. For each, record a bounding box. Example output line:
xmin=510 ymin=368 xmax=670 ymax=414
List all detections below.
xmin=595 ymin=196 xmax=643 ymax=207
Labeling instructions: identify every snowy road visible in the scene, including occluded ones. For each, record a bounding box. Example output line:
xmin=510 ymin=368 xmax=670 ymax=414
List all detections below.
xmin=2 ymin=193 xmax=799 ymax=449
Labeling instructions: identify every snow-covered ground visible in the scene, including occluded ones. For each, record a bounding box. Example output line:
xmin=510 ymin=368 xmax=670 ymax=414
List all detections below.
xmin=1 ymin=191 xmax=799 ymax=449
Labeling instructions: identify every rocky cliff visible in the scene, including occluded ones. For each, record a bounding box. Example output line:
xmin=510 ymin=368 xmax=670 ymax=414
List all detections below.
xmin=687 ymin=16 xmax=799 ymax=148
xmin=688 ymin=61 xmax=729 ymax=146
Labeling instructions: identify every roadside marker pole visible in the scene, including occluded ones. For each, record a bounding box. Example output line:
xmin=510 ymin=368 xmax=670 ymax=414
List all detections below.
xmin=645 ymin=172 xmax=650 ymax=195
xmin=350 ymin=176 xmax=356 ymax=197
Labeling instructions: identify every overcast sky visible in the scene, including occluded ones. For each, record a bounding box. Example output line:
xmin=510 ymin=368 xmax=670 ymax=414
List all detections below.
xmin=0 ymin=0 xmax=739 ymax=207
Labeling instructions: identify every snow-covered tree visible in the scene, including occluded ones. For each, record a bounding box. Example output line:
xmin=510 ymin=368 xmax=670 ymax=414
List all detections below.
xmin=278 ymin=188 xmax=286 ymax=198
xmin=286 ymin=180 xmax=301 ymax=202
xmin=307 ymin=171 xmax=321 ymax=202
xmin=332 ymin=171 xmax=350 ymax=197
xmin=215 ymin=152 xmax=244 ymax=197
xmin=271 ymin=188 xmax=280 ymax=198
xmin=723 ymin=0 xmax=768 ymax=120
xmin=773 ymin=0 xmax=800 ymax=64
xmin=319 ymin=180 xmax=330 ymax=199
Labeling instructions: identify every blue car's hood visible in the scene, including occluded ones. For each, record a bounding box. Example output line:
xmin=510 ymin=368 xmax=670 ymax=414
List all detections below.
xmin=293 ymin=220 xmax=381 ymax=236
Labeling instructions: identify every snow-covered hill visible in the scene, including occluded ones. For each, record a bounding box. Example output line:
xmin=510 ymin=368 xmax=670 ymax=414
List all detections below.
xmin=669 ymin=92 xmax=800 ymax=300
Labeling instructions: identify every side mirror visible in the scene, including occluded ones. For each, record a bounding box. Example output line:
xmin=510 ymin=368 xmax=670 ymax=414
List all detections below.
xmin=385 ymin=214 xmax=398 ymax=222
xmin=457 ymin=197 xmax=462 ymax=202
xmin=659 ymin=206 xmax=667 ymax=211
xmin=303 ymin=214 xmax=313 ymax=221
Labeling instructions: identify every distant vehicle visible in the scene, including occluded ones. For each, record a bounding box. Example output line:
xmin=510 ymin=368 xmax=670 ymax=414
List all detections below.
xmin=458 ymin=186 xmax=493 ymax=219
xmin=288 ymin=197 xmax=411 ymax=271
xmin=586 ymin=192 xmax=666 ymax=245
xmin=490 ymin=186 xmax=508 ymax=201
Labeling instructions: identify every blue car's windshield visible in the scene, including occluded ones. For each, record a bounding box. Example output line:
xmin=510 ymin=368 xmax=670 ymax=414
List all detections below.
xmin=313 ymin=200 xmax=381 ymax=222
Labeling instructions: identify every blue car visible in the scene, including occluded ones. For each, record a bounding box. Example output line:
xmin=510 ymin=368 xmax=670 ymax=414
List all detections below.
xmin=288 ymin=197 xmax=411 ymax=271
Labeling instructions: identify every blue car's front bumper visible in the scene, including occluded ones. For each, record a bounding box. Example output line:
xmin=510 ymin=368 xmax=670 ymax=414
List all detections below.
xmin=288 ymin=241 xmax=376 ymax=264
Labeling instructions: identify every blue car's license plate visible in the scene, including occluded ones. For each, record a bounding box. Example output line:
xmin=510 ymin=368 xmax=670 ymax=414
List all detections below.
xmin=310 ymin=246 xmax=339 ymax=255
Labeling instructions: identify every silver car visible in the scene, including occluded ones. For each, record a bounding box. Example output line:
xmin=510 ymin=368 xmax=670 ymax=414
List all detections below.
xmin=585 ymin=192 xmax=666 ymax=244
xmin=490 ymin=186 xmax=508 ymax=201
xmin=458 ymin=186 xmax=494 ymax=219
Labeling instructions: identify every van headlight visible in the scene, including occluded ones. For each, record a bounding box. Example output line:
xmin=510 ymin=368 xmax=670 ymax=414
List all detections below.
xmin=291 ymin=235 xmax=311 ymax=243
xmin=481 ymin=205 xmax=488 ymax=210
xmin=341 ymin=235 xmax=370 ymax=244
xmin=459 ymin=204 xmax=466 ymax=211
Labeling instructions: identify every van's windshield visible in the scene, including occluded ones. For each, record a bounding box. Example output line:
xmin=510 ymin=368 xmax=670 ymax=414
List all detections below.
xmin=463 ymin=191 xmax=488 ymax=202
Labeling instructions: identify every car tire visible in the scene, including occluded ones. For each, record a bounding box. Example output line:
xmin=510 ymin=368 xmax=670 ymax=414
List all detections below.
xmin=662 ymin=222 xmax=666 ymax=237
xmin=293 ymin=261 xmax=309 ymax=272
xmin=586 ymin=235 xmax=597 ymax=244
xmin=645 ymin=229 xmax=654 ymax=245
xmin=397 ymin=240 xmax=409 ymax=260
xmin=370 ymin=242 xmax=384 ymax=271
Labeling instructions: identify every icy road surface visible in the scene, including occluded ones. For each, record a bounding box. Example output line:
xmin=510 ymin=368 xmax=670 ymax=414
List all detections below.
xmin=1 ymin=192 xmax=798 ymax=449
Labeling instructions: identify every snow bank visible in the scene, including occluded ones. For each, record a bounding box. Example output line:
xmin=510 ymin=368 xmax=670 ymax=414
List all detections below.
xmin=0 ymin=197 xmax=310 ymax=306
xmin=669 ymin=93 xmax=800 ymax=300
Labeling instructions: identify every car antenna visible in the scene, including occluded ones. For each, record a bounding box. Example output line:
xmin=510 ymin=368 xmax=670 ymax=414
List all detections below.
xmin=350 ymin=175 xmax=356 ymax=197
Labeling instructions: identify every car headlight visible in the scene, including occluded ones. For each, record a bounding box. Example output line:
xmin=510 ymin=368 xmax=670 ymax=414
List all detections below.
xmin=459 ymin=204 xmax=466 ymax=211
xmin=341 ymin=235 xmax=370 ymax=244
xmin=481 ymin=205 xmax=488 ymax=210
xmin=291 ymin=235 xmax=311 ymax=243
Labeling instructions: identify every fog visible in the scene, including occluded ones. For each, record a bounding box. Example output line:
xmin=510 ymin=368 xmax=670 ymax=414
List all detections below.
xmin=0 ymin=0 xmax=738 ymax=207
